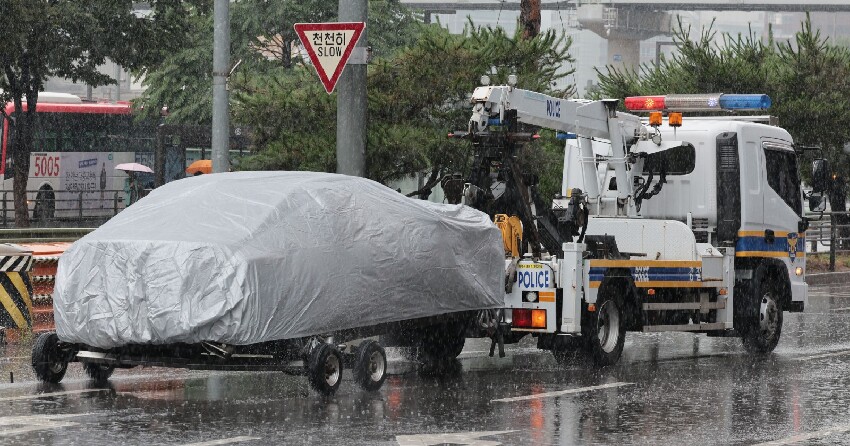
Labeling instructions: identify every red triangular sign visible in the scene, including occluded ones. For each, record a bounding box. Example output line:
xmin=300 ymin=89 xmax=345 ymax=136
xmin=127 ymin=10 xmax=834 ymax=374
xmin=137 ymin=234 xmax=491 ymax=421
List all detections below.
xmin=294 ymin=22 xmax=365 ymax=94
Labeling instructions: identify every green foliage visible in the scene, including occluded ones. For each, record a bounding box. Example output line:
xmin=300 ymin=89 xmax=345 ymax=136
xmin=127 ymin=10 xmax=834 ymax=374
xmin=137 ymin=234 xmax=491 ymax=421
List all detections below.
xmin=595 ymin=15 xmax=850 ymax=182
xmin=137 ymin=0 xmax=421 ymax=125
xmin=236 ymin=20 xmax=574 ymax=195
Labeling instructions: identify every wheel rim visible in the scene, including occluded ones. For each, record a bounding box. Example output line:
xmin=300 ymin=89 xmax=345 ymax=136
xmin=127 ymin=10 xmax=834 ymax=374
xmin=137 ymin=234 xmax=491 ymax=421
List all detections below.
xmin=597 ymin=301 xmax=621 ymax=353
xmin=48 ymin=359 xmax=65 ymax=374
xmin=324 ymin=353 xmax=341 ymax=387
xmin=759 ymin=292 xmax=780 ymax=336
xmin=367 ymin=350 xmax=385 ymax=382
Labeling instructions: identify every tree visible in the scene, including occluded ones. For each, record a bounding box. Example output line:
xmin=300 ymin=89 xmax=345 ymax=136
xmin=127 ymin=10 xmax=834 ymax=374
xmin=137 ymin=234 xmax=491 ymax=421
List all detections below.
xmin=235 ymin=21 xmax=574 ymax=200
xmin=135 ymin=0 xmax=421 ymax=125
xmin=0 ymin=0 xmax=206 ymax=227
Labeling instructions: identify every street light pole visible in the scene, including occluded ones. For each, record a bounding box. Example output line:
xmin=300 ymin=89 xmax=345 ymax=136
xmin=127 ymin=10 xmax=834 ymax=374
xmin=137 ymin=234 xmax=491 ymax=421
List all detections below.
xmin=336 ymin=0 xmax=367 ymax=177
xmin=211 ymin=0 xmax=230 ymax=174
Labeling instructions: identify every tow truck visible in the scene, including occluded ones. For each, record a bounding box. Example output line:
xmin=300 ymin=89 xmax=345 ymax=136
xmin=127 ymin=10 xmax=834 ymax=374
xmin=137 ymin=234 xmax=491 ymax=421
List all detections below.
xmin=457 ymin=80 xmax=818 ymax=365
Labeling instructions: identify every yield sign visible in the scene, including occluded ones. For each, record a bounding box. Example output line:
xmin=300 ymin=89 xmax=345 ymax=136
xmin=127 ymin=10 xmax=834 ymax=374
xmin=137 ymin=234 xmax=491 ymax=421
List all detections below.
xmin=294 ymin=22 xmax=365 ymax=94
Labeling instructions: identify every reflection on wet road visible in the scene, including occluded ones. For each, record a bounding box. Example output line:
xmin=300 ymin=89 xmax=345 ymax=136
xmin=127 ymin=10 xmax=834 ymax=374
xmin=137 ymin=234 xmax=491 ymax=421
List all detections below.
xmin=3 ymin=283 xmax=850 ymax=445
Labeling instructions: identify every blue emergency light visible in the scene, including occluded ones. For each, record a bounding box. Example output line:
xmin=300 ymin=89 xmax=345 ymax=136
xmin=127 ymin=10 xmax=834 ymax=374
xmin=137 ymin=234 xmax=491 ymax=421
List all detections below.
xmin=718 ymin=94 xmax=772 ymax=110
xmin=556 ymin=132 xmax=577 ymax=140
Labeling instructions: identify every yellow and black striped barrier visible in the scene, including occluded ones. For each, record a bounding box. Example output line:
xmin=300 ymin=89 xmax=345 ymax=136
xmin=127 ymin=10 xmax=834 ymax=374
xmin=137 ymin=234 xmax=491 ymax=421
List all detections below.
xmin=0 ymin=245 xmax=34 ymax=331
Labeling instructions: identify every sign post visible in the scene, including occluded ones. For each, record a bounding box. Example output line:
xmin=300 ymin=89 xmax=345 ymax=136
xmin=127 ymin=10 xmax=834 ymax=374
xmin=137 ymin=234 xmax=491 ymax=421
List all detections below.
xmin=293 ymin=22 xmax=366 ymax=94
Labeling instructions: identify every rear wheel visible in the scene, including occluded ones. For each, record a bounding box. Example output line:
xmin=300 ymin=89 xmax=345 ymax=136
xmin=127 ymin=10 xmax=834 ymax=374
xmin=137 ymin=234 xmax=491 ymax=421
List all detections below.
xmin=742 ymin=274 xmax=784 ymax=354
xmin=583 ymin=296 xmax=625 ymax=367
xmin=82 ymin=362 xmax=115 ymax=383
xmin=354 ymin=340 xmax=387 ymax=392
xmin=418 ymin=322 xmax=466 ymax=362
xmin=32 ymin=332 xmax=68 ymax=384
xmin=307 ymin=343 xmax=343 ymax=396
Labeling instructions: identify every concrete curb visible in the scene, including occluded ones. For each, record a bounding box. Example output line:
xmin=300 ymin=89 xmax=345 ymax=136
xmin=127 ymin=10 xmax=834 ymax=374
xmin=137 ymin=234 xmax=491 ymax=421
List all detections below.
xmin=807 ymin=271 xmax=850 ymax=286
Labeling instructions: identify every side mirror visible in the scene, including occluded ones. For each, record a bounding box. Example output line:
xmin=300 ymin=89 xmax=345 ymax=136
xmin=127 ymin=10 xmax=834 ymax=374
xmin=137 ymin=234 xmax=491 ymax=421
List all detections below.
xmin=812 ymin=158 xmax=829 ymax=193
xmin=808 ymin=194 xmax=826 ymax=212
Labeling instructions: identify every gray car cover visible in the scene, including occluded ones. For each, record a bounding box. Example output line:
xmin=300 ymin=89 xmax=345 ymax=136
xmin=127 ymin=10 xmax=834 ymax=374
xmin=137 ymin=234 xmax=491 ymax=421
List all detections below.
xmin=54 ymin=172 xmax=504 ymax=348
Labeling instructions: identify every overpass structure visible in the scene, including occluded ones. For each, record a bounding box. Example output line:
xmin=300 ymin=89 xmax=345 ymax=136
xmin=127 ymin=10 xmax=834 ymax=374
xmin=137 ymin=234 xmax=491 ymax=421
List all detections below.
xmin=403 ymin=0 xmax=849 ymax=70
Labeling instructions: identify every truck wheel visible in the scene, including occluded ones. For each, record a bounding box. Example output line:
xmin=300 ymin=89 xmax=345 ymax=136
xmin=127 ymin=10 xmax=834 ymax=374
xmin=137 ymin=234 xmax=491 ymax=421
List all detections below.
xmin=32 ymin=332 xmax=68 ymax=384
xmin=307 ymin=343 xmax=343 ymax=396
xmin=419 ymin=323 xmax=466 ymax=362
xmin=742 ymin=277 xmax=783 ymax=354
xmin=583 ymin=297 xmax=625 ymax=367
xmin=354 ymin=340 xmax=387 ymax=392
xmin=82 ymin=362 xmax=115 ymax=383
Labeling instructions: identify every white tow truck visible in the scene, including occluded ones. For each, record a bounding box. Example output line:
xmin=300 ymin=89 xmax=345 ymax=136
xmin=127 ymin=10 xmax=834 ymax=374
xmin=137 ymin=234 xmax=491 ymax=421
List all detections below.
xmin=457 ymin=83 xmax=818 ymax=365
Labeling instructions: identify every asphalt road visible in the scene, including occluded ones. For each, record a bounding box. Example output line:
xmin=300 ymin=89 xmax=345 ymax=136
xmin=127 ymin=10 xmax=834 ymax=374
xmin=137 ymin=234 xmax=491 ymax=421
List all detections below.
xmin=3 ymin=283 xmax=850 ymax=445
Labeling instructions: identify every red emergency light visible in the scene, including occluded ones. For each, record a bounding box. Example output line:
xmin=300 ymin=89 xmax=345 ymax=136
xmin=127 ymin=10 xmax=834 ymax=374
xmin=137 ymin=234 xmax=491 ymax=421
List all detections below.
xmin=624 ymin=95 xmax=666 ymax=112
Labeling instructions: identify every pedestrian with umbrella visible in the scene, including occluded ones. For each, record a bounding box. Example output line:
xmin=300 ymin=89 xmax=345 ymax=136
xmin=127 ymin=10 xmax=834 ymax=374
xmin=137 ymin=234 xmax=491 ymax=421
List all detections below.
xmin=115 ymin=163 xmax=154 ymax=206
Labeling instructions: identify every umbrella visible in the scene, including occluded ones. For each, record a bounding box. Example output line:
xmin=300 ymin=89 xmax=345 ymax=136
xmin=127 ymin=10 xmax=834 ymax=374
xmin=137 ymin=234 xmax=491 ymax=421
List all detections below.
xmin=186 ymin=159 xmax=212 ymax=175
xmin=115 ymin=163 xmax=154 ymax=174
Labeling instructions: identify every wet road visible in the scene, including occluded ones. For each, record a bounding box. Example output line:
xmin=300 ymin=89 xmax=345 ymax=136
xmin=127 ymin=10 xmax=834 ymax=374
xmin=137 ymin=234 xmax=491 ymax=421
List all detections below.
xmin=3 ymin=283 xmax=850 ymax=445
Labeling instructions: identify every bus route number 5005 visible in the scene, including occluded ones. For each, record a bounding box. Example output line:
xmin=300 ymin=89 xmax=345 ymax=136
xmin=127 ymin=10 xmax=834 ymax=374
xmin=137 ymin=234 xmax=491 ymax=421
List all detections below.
xmin=33 ymin=154 xmax=60 ymax=177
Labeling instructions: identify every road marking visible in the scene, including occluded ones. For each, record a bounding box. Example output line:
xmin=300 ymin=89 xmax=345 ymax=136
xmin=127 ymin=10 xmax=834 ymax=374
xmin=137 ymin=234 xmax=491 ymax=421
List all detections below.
xmin=794 ymin=350 xmax=850 ymax=361
xmin=830 ymin=306 xmax=850 ymax=312
xmin=491 ymin=382 xmax=633 ymax=403
xmin=0 ymin=388 xmax=109 ymax=402
xmin=752 ymin=423 xmax=850 ymax=445
xmin=396 ymin=430 xmax=516 ymax=446
xmin=0 ymin=413 xmax=93 ymax=437
xmin=181 ymin=436 xmax=261 ymax=446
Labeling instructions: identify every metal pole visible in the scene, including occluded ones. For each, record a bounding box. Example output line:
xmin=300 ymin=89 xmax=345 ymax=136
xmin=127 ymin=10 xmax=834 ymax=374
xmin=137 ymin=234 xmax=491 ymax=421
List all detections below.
xmin=830 ymin=213 xmax=836 ymax=272
xmin=336 ymin=0 xmax=367 ymax=177
xmin=211 ymin=0 xmax=230 ymax=174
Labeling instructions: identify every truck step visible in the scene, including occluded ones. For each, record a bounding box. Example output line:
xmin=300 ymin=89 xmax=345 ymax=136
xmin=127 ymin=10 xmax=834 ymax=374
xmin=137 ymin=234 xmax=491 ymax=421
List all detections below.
xmin=643 ymin=322 xmax=726 ymax=332
xmin=642 ymin=302 xmax=725 ymax=311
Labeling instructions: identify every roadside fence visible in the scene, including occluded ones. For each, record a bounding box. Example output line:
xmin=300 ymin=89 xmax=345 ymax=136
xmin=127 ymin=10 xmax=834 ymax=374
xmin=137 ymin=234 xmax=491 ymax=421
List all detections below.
xmin=0 ymin=189 xmax=130 ymax=229
xmin=806 ymin=211 xmax=850 ymax=271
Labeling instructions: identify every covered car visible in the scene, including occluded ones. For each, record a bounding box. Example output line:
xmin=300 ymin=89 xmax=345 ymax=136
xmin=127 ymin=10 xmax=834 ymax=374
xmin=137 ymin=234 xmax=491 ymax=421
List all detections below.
xmin=54 ymin=172 xmax=504 ymax=349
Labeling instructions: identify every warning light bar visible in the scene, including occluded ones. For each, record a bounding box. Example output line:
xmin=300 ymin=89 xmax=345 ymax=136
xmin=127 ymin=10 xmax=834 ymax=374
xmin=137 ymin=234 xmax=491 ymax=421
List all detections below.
xmin=624 ymin=94 xmax=771 ymax=112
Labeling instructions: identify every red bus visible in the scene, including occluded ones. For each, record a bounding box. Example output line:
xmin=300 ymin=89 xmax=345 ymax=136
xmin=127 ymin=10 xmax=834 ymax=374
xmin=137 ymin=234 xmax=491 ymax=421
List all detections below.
xmin=1 ymin=93 xmax=157 ymax=222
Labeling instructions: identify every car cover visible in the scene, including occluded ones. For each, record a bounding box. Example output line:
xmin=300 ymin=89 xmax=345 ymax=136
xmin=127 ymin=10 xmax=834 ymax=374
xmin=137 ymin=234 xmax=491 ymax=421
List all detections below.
xmin=54 ymin=172 xmax=504 ymax=348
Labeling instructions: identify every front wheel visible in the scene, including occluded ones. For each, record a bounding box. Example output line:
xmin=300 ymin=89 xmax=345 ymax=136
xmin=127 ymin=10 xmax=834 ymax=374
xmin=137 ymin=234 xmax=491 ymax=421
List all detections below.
xmin=583 ymin=297 xmax=625 ymax=367
xmin=307 ymin=343 xmax=343 ymax=396
xmin=354 ymin=340 xmax=387 ymax=392
xmin=32 ymin=332 xmax=68 ymax=384
xmin=742 ymin=278 xmax=783 ymax=354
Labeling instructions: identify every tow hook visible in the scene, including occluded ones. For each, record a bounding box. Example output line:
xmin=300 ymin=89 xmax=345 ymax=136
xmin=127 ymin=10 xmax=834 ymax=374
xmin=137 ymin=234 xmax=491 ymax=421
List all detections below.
xmin=488 ymin=322 xmax=510 ymax=358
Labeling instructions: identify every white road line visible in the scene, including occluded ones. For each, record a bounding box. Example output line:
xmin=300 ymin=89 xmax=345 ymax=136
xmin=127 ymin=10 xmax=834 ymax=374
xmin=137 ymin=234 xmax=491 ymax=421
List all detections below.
xmin=181 ymin=436 xmax=261 ymax=446
xmin=0 ymin=389 xmax=109 ymax=402
xmin=830 ymin=306 xmax=850 ymax=312
xmin=794 ymin=350 xmax=850 ymax=361
xmin=0 ymin=413 xmax=94 ymax=437
xmin=397 ymin=430 xmax=516 ymax=446
xmin=751 ymin=423 xmax=850 ymax=446
xmin=491 ymin=382 xmax=633 ymax=403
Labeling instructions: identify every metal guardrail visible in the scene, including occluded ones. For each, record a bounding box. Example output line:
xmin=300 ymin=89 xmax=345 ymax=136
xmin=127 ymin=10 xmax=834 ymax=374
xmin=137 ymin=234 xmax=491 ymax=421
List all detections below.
xmin=0 ymin=227 xmax=94 ymax=243
xmin=0 ymin=188 xmax=131 ymax=229
xmin=805 ymin=211 xmax=850 ymax=271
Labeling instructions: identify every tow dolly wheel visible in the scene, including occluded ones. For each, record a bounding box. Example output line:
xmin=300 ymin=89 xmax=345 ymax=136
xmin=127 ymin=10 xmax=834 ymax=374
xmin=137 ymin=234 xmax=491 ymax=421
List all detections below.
xmin=32 ymin=332 xmax=68 ymax=384
xmin=82 ymin=362 xmax=115 ymax=383
xmin=354 ymin=340 xmax=387 ymax=392
xmin=307 ymin=343 xmax=343 ymax=396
